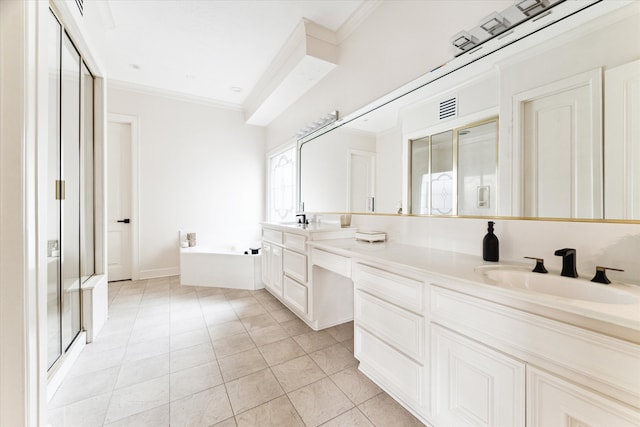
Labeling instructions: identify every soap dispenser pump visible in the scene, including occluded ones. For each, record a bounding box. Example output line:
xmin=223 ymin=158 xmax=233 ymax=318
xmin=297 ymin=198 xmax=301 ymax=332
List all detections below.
xmin=483 ymin=221 xmax=499 ymax=262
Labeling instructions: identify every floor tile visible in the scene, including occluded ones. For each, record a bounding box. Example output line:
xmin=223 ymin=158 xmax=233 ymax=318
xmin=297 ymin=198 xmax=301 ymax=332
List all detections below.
xmin=48 ymin=392 xmax=111 ymax=427
xmin=68 ymin=345 xmax=126 ymax=378
xmin=122 ymin=336 xmax=170 ymax=364
xmin=170 ymin=361 xmax=223 ymax=401
xmin=325 ymin=322 xmax=354 ymax=343
xmin=293 ymin=330 xmax=338 ymax=353
xmin=320 ymin=407 xmax=373 ymax=427
xmin=204 ymin=308 xmax=240 ymax=326
xmin=330 ymin=366 xmax=382 ymax=405
xmin=170 ymin=328 xmax=211 ymax=351
xmin=208 ymin=320 xmax=246 ymax=340
xmin=218 ymin=348 xmax=267 ymax=382
xmin=240 ymin=313 xmax=277 ymax=332
xmin=271 ymin=355 xmax=326 ymax=392
xmin=358 ymin=393 xmax=425 ymax=426
xmin=270 ymin=307 xmax=297 ymax=323
xmin=103 ymin=404 xmax=170 ymax=427
xmin=288 ymin=377 xmax=354 ymax=426
xmin=212 ymin=417 xmax=238 ymax=427
xmin=115 ymin=353 xmax=170 ymax=389
xmin=248 ymin=324 xmax=289 ymax=346
xmin=233 ymin=303 xmax=268 ymax=319
xmin=170 ymin=384 xmax=233 ymax=427
xmin=225 ymin=368 xmax=285 ymax=415
xmin=212 ymin=332 xmax=256 ymax=358
xmin=309 ymin=343 xmax=358 ymax=375
xmin=50 ymin=366 xmax=120 ymax=408
xmin=235 ymin=395 xmax=304 ymax=427
xmin=104 ymin=375 xmax=170 ymax=424
xmin=281 ymin=318 xmax=313 ymax=337
xmin=170 ymin=341 xmax=216 ymax=373
xmin=258 ymin=337 xmax=306 ymax=366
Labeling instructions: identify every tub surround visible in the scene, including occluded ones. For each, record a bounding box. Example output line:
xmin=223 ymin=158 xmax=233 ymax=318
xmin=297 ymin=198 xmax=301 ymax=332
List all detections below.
xmin=179 ymin=246 xmax=262 ymax=290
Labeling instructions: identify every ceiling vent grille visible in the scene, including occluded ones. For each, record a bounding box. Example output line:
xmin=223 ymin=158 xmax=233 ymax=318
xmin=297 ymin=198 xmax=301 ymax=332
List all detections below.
xmin=75 ymin=0 xmax=84 ymax=16
xmin=439 ymin=97 xmax=458 ymax=120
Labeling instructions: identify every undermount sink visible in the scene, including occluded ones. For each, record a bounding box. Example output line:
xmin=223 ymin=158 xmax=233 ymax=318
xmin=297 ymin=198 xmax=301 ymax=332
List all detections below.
xmin=480 ymin=268 xmax=638 ymax=305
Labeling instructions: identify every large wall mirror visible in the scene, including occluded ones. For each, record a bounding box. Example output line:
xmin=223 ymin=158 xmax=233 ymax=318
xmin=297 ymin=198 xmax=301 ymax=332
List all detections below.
xmin=298 ymin=0 xmax=640 ymax=221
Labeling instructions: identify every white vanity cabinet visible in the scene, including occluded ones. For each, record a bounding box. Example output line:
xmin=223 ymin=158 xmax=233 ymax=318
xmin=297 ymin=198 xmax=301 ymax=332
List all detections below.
xmin=261 ymin=224 xmax=355 ymax=328
xmin=352 ymin=262 xmax=430 ymax=419
xmin=431 ymin=324 xmax=525 ymax=427
xmin=261 ymin=229 xmax=283 ymax=295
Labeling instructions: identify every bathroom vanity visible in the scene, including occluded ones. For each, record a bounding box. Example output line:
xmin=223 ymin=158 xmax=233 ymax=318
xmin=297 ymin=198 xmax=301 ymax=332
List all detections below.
xmin=302 ymin=238 xmax=640 ymax=427
xmin=260 ymin=222 xmax=356 ymax=330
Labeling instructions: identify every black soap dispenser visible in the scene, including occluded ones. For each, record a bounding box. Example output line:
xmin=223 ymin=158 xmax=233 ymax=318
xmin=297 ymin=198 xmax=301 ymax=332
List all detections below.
xmin=483 ymin=221 xmax=499 ymax=262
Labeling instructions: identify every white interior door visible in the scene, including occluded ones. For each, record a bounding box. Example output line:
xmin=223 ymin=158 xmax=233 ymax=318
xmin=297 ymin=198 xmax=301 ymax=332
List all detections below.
xmin=604 ymin=59 xmax=640 ymax=219
xmin=348 ymin=150 xmax=376 ymax=212
xmin=107 ymin=121 xmax=132 ymax=281
xmin=522 ymin=70 xmax=602 ymax=218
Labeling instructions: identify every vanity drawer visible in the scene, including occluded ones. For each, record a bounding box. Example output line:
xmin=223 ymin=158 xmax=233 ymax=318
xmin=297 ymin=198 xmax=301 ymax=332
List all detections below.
xmin=283 ymin=249 xmax=307 ymax=283
xmin=284 ymin=232 xmax=306 ymax=252
xmin=355 ymin=325 xmax=425 ymax=407
xmin=353 ymin=263 xmax=424 ymax=313
xmin=262 ymin=228 xmax=283 ymax=244
xmin=355 ymin=290 xmax=424 ymax=361
xmin=312 ymin=248 xmax=351 ymax=278
xmin=283 ymin=276 xmax=307 ymax=314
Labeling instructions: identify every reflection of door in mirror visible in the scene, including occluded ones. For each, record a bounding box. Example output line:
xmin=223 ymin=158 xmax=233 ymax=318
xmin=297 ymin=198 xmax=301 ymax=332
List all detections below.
xmin=605 ymin=59 xmax=640 ymax=220
xmin=458 ymin=120 xmax=498 ymax=216
xmin=348 ymin=150 xmax=376 ymax=213
xmin=520 ymin=69 xmax=602 ymax=219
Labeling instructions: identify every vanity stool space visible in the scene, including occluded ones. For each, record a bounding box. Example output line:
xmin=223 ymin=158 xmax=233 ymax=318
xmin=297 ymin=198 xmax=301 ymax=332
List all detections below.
xmin=306 ymin=240 xmax=640 ymax=427
xmin=260 ymin=223 xmax=355 ymax=330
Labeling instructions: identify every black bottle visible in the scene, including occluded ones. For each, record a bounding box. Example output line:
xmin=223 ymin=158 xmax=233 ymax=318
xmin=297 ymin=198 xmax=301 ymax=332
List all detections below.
xmin=483 ymin=221 xmax=499 ymax=262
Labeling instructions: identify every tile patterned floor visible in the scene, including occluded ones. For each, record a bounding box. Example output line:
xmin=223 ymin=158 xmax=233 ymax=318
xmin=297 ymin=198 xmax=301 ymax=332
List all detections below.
xmin=48 ymin=276 xmax=425 ymax=426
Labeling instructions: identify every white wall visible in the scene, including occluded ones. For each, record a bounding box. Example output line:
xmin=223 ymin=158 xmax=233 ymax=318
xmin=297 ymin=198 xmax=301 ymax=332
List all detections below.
xmin=108 ymin=87 xmax=266 ymax=278
xmin=265 ymin=0 xmax=513 ymax=150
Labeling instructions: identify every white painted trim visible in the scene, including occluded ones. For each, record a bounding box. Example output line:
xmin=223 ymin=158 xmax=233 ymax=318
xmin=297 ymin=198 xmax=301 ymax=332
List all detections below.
xmin=108 ymin=79 xmax=243 ymax=112
xmin=139 ymin=267 xmax=179 ymax=280
xmin=336 ymin=0 xmax=384 ymax=44
xmin=107 ymin=113 xmax=141 ymax=281
xmin=46 ymin=331 xmax=86 ymax=402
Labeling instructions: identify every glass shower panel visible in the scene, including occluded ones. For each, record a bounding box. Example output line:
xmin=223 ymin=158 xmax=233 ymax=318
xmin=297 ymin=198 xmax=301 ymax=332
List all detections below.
xmin=430 ymin=131 xmax=454 ymax=215
xmin=47 ymin=11 xmax=62 ymax=369
xmin=410 ymin=136 xmax=430 ymax=214
xmin=61 ymin=32 xmax=81 ymax=351
xmin=81 ymin=62 xmax=95 ymax=282
xmin=458 ymin=120 xmax=498 ymax=216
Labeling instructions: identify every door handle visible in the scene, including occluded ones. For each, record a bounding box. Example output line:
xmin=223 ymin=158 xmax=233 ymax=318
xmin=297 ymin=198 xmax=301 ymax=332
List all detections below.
xmin=117 ymin=218 xmax=130 ymax=224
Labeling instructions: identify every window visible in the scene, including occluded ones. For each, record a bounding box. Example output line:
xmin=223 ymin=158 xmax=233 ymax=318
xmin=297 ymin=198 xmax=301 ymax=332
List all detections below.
xmin=268 ymin=145 xmax=296 ymax=222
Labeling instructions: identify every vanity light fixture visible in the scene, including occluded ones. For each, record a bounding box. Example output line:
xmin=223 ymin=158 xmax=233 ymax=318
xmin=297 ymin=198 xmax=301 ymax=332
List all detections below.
xmin=295 ymin=111 xmax=339 ymax=140
xmin=480 ymin=12 xmax=508 ymax=36
xmin=451 ymin=31 xmax=478 ymax=52
xmin=515 ymin=0 xmax=547 ymax=17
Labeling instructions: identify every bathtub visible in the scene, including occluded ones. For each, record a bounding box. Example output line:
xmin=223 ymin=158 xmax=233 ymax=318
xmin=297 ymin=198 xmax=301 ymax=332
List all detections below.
xmin=179 ymin=246 xmax=263 ymax=290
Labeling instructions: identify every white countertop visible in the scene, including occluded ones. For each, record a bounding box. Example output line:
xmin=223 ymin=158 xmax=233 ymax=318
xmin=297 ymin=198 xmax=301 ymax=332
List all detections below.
xmin=308 ymin=239 xmax=640 ymax=344
xmin=262 ymin=222 xmax=356 ymax=238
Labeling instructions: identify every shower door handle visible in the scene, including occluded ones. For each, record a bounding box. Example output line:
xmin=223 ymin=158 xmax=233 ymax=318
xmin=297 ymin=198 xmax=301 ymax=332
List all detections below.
xmin=117 ymin=218 xmax=130 ymax=224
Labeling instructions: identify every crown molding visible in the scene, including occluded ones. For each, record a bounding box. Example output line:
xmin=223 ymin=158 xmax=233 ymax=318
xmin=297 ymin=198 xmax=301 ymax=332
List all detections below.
xmin=336 ymin=0 xmax=384 ymax=44
xmin=107 ymin=79 xmax=244 ymax=112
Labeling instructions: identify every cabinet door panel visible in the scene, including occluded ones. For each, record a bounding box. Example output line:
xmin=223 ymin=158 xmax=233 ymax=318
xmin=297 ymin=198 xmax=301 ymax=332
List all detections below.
xmin=355 ymin=290 xmax=424 ymax=361
xmin=269 ymin=246 xmax=283 ymax=295
xmin=355 ymin=326 xmax=425 ymax=407
xmin=527 ymin=367 xmax=640 ymax=427
xmin=283 ymin=276 xmax=308 ymax=314
xmin=283 ymin=249 xmax=307 ymax=283
xmin=431 ymin=324 xmax=525 ymax=427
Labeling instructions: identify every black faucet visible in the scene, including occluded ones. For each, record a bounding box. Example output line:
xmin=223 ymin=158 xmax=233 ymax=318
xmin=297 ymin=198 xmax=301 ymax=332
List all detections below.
xmin=554 ymin=248 xmax=578 ymax=278
xmin=296 ymin=213 xmax=307 ymax=226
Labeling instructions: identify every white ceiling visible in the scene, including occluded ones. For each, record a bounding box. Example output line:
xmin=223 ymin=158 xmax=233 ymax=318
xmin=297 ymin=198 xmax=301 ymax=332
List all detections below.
xmin=102 ymin=0 xmax=365 ymax=111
